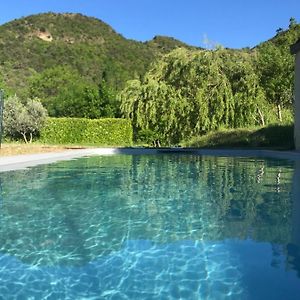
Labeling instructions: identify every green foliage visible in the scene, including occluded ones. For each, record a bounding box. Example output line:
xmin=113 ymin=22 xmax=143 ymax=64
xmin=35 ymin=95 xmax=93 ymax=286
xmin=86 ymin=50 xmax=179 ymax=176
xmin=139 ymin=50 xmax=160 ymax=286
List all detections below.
xmin=3 ymin=95 xmax=48 ymax=143
xmin=289 ymin=17 xmax=297 ymax=29
xmin=256 ymin=43 xmax=294 ymax=117
xmin=0 ymin=13 xmax=194 ymax=95
xmin=145 ymin=35 xmax=201 ymax=53
xmin=218 ymin=50 xmax=266 ymax=127
xmin=29 ymin=66 xmax=120 ymax=118
xmin=0 ymin=75 xmax=6 ymax=91
xmin=98 ymin=79 xmax=120 ymax=117
xmin=255 ymin=20 xmax=300 ymax=121
xmin=183 ymin=125 xmax=294 ymax=150
xmin=136 ymin=129 xmax=160 ymax=145
xmin=120 ymin=17 xmax=300 ymax=145
xmin=0 ymin=13 xmax=299 ymax=138
xmin=120 ymin=76 xmax=187 ymax=144
xmin=40 ymin=117 xmax=132 ymax=146
xmin=120 ymin=48 xmax=267 ymax=144
xmin=29 ymin=66 xmax=96 ymax=117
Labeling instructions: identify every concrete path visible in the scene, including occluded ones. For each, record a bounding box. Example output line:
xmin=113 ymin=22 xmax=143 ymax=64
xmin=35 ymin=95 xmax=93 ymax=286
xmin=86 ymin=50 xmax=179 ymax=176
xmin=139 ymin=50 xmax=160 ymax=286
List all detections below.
xmin=1 ymin=148 xmax=300 ymax=172
xmin=0 ymin=148 xmax=116 ymax=172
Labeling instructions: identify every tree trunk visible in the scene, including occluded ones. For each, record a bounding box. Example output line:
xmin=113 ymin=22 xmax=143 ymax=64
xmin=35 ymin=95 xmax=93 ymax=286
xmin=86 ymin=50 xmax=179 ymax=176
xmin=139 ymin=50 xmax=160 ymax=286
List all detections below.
xmin=257 ymin=108 xmax=265 ymax=126
xmin=277 ymin=104 xmax=282 ymax=123
xmin=21 ymin=132 xmax=28 ymax=144
xmin=29 ymin=132 xmax=33 ymax=143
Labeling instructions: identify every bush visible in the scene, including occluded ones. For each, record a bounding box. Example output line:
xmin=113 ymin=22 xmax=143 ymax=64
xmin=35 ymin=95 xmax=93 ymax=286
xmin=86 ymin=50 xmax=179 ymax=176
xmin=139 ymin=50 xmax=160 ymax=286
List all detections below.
xmin=136 ymin=129 xmax=159 ymax=145
xmin=182 ymin=125 xmax=294 ymax=150
xmin=3 ymin=95 xmax=48 ymax=143
xmin=40 ymin=117 xmax=133 ymax=146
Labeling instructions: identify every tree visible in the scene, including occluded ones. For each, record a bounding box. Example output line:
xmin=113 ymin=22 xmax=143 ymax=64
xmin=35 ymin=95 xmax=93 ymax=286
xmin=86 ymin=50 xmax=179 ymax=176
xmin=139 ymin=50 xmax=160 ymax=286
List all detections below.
xmin=98 ymin=79 xmax=120 ymax=117
xmin=120 ymin=49 xmax=226 ymax=144
xmin=29 ymin=66 xmax=99 ymax=118
xmin=276 ymin=28 xmax=283 ymax=34
xmin=120 ymin=48 xmax=266 ymax=144
xmin=120 ymin=78 xmax=187 ymax=144
xmin=219 ymin=50 xmax=266 ymax=126
xmin=256 ymin=42 xmax=294 ymax=122
xmin=29 ymin=66 xmax=121 ymax=118
xmin=289 ymin=17 xmax=297 ymax=29
xmin=3 ymin=95 xmax=47 ymax=143
xmin=144 ymin=48 xmax=236 ymax=133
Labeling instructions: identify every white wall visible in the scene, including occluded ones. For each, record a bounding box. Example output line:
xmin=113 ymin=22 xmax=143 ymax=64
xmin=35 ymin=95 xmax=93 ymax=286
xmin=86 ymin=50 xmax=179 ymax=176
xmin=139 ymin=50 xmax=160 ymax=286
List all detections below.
xmin=292 ymin=160 xmax=300 ymax=246
xmin=295 ymin=52 xmax=300 ymax=150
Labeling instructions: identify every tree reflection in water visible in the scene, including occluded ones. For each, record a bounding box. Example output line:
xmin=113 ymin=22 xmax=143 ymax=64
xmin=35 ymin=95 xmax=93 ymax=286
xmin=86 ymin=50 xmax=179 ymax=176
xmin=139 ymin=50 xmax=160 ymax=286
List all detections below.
xmin=0 ymin=154 xmax=297 ymax=272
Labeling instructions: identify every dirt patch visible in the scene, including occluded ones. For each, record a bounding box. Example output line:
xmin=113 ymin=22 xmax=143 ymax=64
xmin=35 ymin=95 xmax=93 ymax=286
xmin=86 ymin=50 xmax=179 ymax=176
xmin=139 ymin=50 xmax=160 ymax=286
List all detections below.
xmin=0 ymin=144 xmax=84 ymax=157
xmin=36 ymin=31 xmax=53 ymax=42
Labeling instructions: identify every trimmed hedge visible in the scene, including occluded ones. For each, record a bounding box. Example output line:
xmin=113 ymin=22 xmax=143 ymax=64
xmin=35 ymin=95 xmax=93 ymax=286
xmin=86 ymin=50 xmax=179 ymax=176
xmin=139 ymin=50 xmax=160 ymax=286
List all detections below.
xmin=40 ymin=117 xmax=133 ymax=146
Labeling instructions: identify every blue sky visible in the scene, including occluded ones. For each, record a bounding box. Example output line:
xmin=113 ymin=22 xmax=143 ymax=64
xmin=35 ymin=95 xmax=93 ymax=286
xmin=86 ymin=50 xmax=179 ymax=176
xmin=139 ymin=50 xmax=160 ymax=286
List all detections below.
xmin=0 ymin=0 xmax=299 ymax=49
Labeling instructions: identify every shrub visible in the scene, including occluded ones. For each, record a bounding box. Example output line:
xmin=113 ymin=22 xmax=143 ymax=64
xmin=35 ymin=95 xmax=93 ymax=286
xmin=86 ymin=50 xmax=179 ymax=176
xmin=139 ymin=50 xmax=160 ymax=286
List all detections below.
xmin=136 ymin=129 xmax=159 ymax=145
xmin=40 ymin=117 xmax=133 ymax=146
xmin=3 ymin=95 xmax=48 ymax=143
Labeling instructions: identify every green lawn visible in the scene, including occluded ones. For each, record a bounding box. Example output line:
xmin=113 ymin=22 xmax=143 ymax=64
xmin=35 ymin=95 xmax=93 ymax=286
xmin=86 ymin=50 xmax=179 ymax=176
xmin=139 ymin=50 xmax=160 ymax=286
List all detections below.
xmin=182 ymin=125 xmax=294 ymax=150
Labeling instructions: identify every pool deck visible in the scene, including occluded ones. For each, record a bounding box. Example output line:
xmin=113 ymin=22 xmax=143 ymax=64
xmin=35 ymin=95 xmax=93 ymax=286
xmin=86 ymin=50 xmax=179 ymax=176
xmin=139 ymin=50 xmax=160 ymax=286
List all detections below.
xmin=1 ymin=147 xmax=300 ymax=172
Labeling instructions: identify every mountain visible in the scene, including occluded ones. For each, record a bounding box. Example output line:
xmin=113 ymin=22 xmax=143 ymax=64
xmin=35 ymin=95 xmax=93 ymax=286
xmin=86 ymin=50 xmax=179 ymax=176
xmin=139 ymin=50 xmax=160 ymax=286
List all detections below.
xmin=0 ymin=12 xmax=197 ymax=94
xmin=0 ymin=12 xmax=299 ymax=98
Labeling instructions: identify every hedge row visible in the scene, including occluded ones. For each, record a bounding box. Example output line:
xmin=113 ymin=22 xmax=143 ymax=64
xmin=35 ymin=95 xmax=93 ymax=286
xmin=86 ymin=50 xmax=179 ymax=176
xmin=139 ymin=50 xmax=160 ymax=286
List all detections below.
xmin=40 ymin=117 xmax=133 ymax=146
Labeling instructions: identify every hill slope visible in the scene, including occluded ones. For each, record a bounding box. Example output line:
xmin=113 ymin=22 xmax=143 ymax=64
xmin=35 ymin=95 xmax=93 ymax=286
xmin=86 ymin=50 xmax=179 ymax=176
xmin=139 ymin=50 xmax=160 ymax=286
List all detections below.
xmin=0 ymin=12 xmax=299 ymax=99
xmin=0 ymin=12 xmax=197 ymax=94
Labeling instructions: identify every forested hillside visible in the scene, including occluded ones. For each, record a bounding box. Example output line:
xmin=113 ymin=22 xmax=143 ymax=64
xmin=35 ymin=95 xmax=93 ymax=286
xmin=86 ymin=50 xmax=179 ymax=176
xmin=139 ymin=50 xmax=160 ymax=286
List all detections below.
xmin=0 ymin=13 xmax=197 ymax=94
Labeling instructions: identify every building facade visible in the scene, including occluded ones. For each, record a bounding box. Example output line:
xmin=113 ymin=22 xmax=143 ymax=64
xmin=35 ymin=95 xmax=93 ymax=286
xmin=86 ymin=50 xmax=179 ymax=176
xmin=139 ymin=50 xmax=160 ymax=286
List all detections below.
xmin=291 ymin=40 xmax=300 ymax=150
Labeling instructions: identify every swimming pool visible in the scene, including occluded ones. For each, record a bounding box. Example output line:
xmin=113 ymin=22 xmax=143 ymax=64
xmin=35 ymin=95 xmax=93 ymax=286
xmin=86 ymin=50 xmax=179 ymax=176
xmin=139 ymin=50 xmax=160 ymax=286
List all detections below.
xmin=0 ymin=154 xmax=299 ymax=299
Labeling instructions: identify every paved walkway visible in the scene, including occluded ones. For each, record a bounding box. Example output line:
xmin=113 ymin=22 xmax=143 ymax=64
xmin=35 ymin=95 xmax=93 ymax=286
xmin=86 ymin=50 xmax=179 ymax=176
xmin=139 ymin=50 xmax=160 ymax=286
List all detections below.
xmin=0 ymin=148 xmax=116 ymax=172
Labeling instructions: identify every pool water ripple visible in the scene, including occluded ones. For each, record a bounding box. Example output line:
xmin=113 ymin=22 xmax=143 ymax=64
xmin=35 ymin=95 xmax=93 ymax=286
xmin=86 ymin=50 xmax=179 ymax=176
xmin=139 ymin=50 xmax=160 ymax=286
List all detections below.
xmin=0 ymin=240 xmax=244 ymax=299
xmin=0 ymin=154 xmax=299 ymax=299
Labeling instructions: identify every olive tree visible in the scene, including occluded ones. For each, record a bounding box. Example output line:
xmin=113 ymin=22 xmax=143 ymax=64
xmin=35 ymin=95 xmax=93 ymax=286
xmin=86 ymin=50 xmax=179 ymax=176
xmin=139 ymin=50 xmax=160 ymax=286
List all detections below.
xmin=3 ymin=95 xmax=48 ymax=143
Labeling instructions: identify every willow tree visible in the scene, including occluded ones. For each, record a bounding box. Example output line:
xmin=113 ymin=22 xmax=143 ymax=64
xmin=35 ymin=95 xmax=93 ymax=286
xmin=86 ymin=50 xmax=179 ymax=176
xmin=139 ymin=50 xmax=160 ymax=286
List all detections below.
xmin=219 ymin=50 xmax=267 ymax=126
xmin=120 ymin=79 xmax=187 ymax=144
xmin=120 ymin=48 xmax=266 ymax=145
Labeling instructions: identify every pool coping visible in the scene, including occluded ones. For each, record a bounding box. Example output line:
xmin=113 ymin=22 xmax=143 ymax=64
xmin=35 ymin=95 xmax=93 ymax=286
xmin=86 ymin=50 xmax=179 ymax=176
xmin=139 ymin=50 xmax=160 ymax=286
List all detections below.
xmin=1 ymin=147 xmax=300 ymax=172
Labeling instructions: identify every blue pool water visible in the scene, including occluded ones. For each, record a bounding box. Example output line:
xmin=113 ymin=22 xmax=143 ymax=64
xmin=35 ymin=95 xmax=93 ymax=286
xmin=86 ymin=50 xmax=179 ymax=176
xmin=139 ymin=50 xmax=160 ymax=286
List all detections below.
xmin=0 ymin=154 xmax=300 ymax=299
